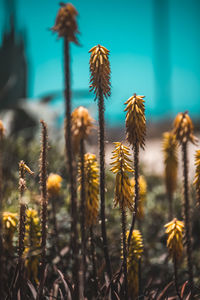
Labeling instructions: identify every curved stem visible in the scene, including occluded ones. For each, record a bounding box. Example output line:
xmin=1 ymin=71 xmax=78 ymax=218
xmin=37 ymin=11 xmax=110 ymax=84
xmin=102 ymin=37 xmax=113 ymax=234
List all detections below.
xmin=64 ymin=38 xmax=79 ymax=299
xmin=182 ymin=143 xmax=194 ymax=298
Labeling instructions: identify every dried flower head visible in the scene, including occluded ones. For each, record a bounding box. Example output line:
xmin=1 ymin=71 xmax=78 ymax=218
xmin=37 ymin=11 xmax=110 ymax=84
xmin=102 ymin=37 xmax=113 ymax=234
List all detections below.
xmin=164 ymin=218 xmax=184 ymax=262
xmin=47 ymin=173 xmax=62 ymax=198
xmin=0 ymin=120 xmax=5 ymax=138
xmin=194 ymin=150 xmax=200 ymax=206
xmin=131 ymin=175 xmax=147 ymax=219
xmin=51 ymin=3 xmax=79 ymax=43
xmin=71 ymin=106 xmax=94 ymax=151
xmin=124 ymin=93 xmax=146 ymax=149
xmin=162 ymin=132 xmax=178 ymax=197
xmin=110 ymin=142 xmax=134 ymax=210
xmin=126 ymin=229 xmax=143 ymax=298
xmin=173 ymin=112 xmax=197 ymax=145
xmin=78 ymin=153 xmax=99 ymax=227
xmin=2 ymin=212 xmax=17 ymax=251
xmin=89 ymin=44 xmax=111 ymax=98
xmin=24 ymin=209 xmax=41 ymax=284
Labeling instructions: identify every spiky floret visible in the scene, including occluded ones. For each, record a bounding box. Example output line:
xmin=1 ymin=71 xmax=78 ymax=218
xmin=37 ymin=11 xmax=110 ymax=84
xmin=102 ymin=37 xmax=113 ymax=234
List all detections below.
xmin=194 ymin=150 xmax=200 ymax=206
xmin=78 ymin=153 xmax=99 ymax=227
xmin=110 ymin=142 xmax=134 ymax=210
xmin=130 ymin=175 xmax=147 ymax=219
xmin=89 ymin=45 xmax=111 ymax=99
xmin=2 ymin=212 xmax=17 ymax=251
xmin=24 ymin=209 xmax=41 ymax=284
xmin=164 ymin=218 xmax=184 ymax=262
xmin=71 ymin=106 xmax=94 ymax=151
xmin=126 ymin=230 xmax=143 ymax=299
xmin=124 ymin=93 xmax=146 ymax=149
xmin=173 ymin=112 xmax=197 ymax=145
xmin=47 ymin=173 xmax=62 ymax=198
xmin=162 ymin=132 xmax=178 ymax=196
xmin=51 ymin=3 xmax=79 ymax=43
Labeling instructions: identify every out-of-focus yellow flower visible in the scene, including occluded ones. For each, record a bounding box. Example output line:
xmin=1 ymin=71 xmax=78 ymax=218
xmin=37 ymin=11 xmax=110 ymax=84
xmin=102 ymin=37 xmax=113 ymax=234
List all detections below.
xmin=110 ymin=142 xmax=134 ymax=211
xmin=2 ymin=212 xmax=17 ymax=251
xmin=124 ymin=94 xmax=146 ymax=150
xmin=71 ymin=106 xmax=94 ymax=152
xmin=164 ymin=218 xmax=184 ymax=262
xmin=194 ymin=150 xmax=200 ymax=206
xmin=47 ymin=173 xmax=62 ymax=198
xmin=24 ymin=209 xmax=41 ymax=284
xmin=78 ymin=153 xmax=99 ymax=227
xmin=89 ymin=45 xmax=111 ymax=99
xmin=130 ymin=175 xmax=147 ymax=219
xmin=51 ymin=3 xmax=79 ymax=43
xmin=126 ymin=230 xmax=143 ymax=299
xmin=0 ymin=120 xmax=5 ymax=138
xmin=162 ymin=132 xmax=178 ymax=197
xmin=173 ymin=112 xmax=197 ymax=145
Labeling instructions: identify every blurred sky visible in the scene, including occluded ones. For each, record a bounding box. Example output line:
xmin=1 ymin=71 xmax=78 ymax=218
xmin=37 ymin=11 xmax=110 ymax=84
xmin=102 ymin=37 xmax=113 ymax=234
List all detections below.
xmin=0 ymin=0 xmax=200 ymax=126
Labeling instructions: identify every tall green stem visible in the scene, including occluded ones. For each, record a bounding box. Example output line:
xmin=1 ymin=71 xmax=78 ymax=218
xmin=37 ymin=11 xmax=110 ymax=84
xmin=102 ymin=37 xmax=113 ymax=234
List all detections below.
xmin=121 ymin=207 xmax=128 ymax=299
xmin=128 ymin=143 xmax=139 ymax=248
xmin=37 ymin=120 xmax=48 ymax=300
xmin=182 ymin=142 xmax=194 ymax=298
xmin=80 ymin=137 xmax=86 ymax=296
xmin=174 ymin=256 xmax=181 ymax=300
xmin=64 ymin=38 xmax=79 ymax=299
xmin=98 ymin=88 xmax=112 ymax=281
xmin=90 ymin=226 xmax=98 ymax=297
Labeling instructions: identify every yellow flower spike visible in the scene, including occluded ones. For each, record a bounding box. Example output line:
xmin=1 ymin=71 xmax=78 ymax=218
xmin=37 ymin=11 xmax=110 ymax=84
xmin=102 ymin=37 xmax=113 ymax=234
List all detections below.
xmin=173 ymin=112 xmax=197 ymax=145
xmin=19 ymin=161 xmax=34 ymax=175
xmin=2 ymin=212 xmax=17 ymax=251
xmin=51 ymin=3 xmax=79 ymax=43
xmin=162 ymin=132 xmax=178 ymax=197
xmin=110 ymin=142 xmax=134 ymax=211
xmin=71 ymin=106 xmax=94 ymax=152
xmin=89 ymin=44 xmax=111 ymax=99
xmin=47 ymin=173 xmax=62 ymax=198
xmin=24 ymin=208 xmax=41 ymax=284
xmin=194 ymin=150 xmax=200 ymax=206
xmin=126 ymin=230 xmax=143 ymax=299
xmin=78 ymin=153 xmax=99 ymax=227
xmin=164 ymin=218 xmax=184 ymax=262
xmin=124 ymin=93 xmax=146 ymax=149
xmin=130 ymin=175 xmax=147 ymax=219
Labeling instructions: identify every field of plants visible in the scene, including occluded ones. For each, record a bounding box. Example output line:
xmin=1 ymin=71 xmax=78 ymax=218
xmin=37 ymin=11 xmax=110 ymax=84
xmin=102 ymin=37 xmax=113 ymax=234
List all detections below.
xmin=1 ymin=2 xmax=200 ymax=300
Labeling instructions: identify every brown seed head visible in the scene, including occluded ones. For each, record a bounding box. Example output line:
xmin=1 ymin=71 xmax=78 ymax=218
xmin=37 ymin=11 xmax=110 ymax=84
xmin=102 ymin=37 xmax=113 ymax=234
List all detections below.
xmin=71 ymin=106 xmax=94 ymax=152
xmin=89 ymin=45 xmax=111 ymax=99
xmin=173 ymin=112 xmax=197 ymax=145
xmin=124 ymin=93 xmax=146 ymax=149
xmin=52 ymin=3 xmax=79 ymax=43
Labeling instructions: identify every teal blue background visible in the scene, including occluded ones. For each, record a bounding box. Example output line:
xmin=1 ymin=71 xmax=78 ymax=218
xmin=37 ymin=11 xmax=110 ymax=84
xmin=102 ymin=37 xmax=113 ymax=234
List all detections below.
xmin=1 ymin=0 xmax=200 ymax=126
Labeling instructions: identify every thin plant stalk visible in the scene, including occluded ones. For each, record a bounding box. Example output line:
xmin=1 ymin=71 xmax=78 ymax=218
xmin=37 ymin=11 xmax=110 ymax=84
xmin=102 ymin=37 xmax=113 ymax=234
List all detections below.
xmin=0 ymin=131 xmax=4 ymax=299
xmin=98 ymin=88 xmax=112 ymax=282
xmin=182 ymin=143 xmax=194 ymax=297
xmin=64 ymin=38 xmax=79 ymax=299
xmin=37 ymin=120 xmax=48 ymax=300
xmin=174 ymin=256 xmax=182 ymax=300
xmin=90 ymin=226 xmax=99 ymax=297
xmin=121 ymin=206 xmax=128 ymax=299
xmin=128 ymin=144 xmax=139 ymax=248
xmin=80 ymin=136 xmax=86 ymax=296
